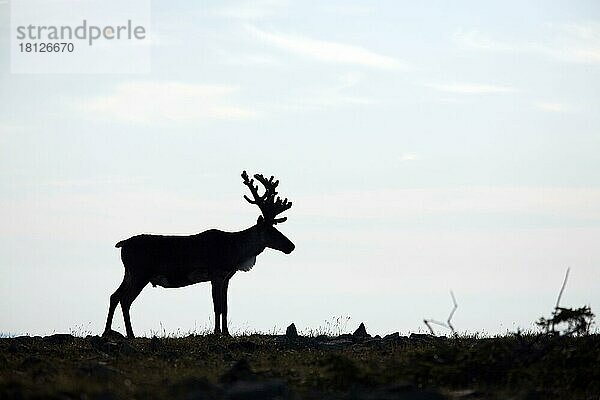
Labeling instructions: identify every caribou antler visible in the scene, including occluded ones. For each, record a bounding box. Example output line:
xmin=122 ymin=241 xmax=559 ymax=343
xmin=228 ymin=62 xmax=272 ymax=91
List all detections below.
xmin=242 ymin=170 xmax=292 ymax=224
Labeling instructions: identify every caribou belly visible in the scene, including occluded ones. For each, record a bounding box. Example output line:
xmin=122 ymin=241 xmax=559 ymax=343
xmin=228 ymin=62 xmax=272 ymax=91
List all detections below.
xmin=150 ymin=257 xmax=254 ymax=288
xmin=188 ymin=269 xmax=210 ymax=283
xmin=151 ymin=268 xmax=210 ymax=288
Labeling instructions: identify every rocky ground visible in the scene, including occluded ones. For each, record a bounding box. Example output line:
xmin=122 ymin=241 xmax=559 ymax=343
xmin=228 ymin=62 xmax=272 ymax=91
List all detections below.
xmin=1 ymin=324 xmax=598 ymax=399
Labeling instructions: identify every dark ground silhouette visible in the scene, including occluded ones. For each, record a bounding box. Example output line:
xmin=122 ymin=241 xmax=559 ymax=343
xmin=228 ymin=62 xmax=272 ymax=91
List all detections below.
xmin=1 ymin=327 xmax=599 ymax=399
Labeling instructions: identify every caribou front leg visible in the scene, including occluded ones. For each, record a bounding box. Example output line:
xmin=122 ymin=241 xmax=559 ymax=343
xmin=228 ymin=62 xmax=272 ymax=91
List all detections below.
xmin=221 ymin=277 xmax=231 ymax=336
xmin=211 ymin=280 xmax=222 ymax=335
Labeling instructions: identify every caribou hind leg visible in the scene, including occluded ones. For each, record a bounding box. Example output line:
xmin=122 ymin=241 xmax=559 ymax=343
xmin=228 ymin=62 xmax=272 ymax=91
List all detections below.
xmin=103 ymin=271 xmax=148 ymax=338
xmin=103 ymin=279 xmax=127 ymax=336
xmin=119 ymin=275 xmax=149 ymax=338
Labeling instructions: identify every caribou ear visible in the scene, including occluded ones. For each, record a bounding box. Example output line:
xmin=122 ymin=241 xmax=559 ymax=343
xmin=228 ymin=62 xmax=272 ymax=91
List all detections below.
xmin=257 ymin=215 xmax=264 ymax=225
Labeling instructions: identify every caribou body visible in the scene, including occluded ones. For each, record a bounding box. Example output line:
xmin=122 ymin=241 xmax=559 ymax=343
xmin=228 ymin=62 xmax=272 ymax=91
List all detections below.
xmin=103 ymin=171 xmax=294 ymax=338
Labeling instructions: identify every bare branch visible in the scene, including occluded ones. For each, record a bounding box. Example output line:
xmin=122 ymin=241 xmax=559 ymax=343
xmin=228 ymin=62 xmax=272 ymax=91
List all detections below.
xmin=555 ymin=267 xmax=570 ymax=309
xmin=446 ymin=290 xmax=458 ymax=333
xmin=423 ymin=290 xmax=458 ymax=336
xmin=424 ymin=319 xmax=450 ymax=334
xmin=423 ymin=319 xmax=435 ymax=335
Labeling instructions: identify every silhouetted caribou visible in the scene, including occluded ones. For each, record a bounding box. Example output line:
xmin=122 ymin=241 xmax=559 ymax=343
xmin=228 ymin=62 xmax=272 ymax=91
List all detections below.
xmin=103 ymin=171 xmax=295 ymax=338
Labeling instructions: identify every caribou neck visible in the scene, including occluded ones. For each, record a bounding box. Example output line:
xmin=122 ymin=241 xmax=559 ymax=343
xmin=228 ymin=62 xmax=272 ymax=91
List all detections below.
xmin=232 ymin=224 xmax=266 ymax=263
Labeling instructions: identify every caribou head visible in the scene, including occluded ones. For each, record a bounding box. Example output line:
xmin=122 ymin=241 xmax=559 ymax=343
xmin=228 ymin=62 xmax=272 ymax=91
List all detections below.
xmin=242 ymin=170 xmax=295 ymax=254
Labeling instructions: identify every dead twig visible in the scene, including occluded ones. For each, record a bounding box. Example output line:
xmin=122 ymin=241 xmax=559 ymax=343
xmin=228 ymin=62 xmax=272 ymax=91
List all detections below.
xmin=555 ymin=267 xmax=570 ymax=309
xmin=424 ymin=290 xmax=458 ymax=336
xmin=537 ymin=267 xmax=595 ymax=336
xmin=552 ymin=267 xmax=570 ymax=332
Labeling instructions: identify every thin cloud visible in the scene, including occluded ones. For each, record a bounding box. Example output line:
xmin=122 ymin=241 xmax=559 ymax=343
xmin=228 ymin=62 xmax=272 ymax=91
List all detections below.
xmin=426 ymin=83 xmax=516 ymax=94
xmin=293 ymin=92 xmax=374 ymax=109
xmin=0 ymin=123 xmax=28 ymax=135
xmin=454 ymin=22 xmax=600 ymax=64
xmin=77 ymin=82 xmax=256 ymax=125
xmin=318 ymin=4 xmax=373 ymax=16
xmin=215 ymin=0 xmax=288 ymax=20
xmin=536 ymin=102 xmax=572 ymax=113
xmin=399 ymin=153 xmax=419 ymax=161
xmin=42 ymin=176 xmax=148 ymax=189
xmin=543 ymin=22 xmax=600 ymax=63
xmin=294 ymin=187 xmax=600 ymax=221
xmin=453 ymin=29 xmax=515 ymax=52
xmin=215 ymin=50 xmax=282 ymax=66
xmin=285 ymin=72 xmax=376 ymax=110
xmin=247 ymin=26 xmax=403 ymax=69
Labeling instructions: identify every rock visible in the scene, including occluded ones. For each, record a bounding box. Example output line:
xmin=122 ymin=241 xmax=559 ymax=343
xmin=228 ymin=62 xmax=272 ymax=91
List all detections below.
xmin=353 ymin=322 xmax=370 ymax=338
xmin=337 ymin=333 xmax=354 ymax=341
xmin=318 ymin=338 xmax=354 ymax=350
xmin=89 ymin=336 xmax=121 ymax=354
xmin=102 ymin=330 xmax=126 ymax=341
xmin=220 ymin=359 xmax=256 ymax=383
xmin=225 ymin=379 xmax=290 ymax=400
xmin=409 ymin=333 xmax=449 ymax=346
xmin=285 ymin=323 xmax=298 ymax=338
xmin=382 ymin=332 xmax=408 ymax=344
xmin=43 ymin=333 xmax=75 ymax=345
xmin=409 ymin=333 xmax=435 ymax=342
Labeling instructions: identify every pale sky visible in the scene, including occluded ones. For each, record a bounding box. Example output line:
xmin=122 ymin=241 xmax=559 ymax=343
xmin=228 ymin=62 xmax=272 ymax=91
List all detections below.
xmin=1 ymin=0 xmax=599 ymax=336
